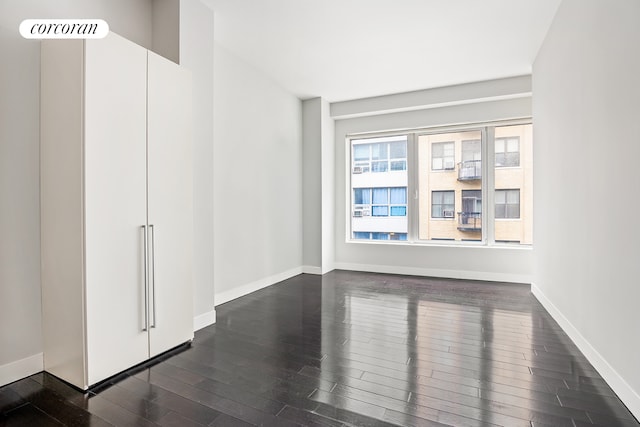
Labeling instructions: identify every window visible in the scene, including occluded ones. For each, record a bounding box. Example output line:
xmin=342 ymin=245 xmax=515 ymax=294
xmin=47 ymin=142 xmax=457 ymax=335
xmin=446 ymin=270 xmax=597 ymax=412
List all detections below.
xmin=431 ymin=142 xmax=455 ymax=170
xmin=495 ymin=137 xmax=520 ymax=167
xmin=352 ymin=137 xmax=407 ymax=173
xmin=431 ymin=191 xmax=454 ymax=218
xmin=495 ymin=189 xmax=520 ymax=219
xmin=462 ymin=190 xmax=482 ymax=213
xmin=462 ymin=140 xmax=481 ymax=162
xmin=349 ymin=122 xmax=532 ymax=245
xmin=353 ymin=232 xmax=408 ymax=241
xmin=419 ymin=130 xmax=482 ymax=240
xmin=460 ymin=139 xmax=482 ymax=180
xmin=353 ymin=187 xmax=407 ymax=217
xmin=351 ymin=135 xmax=409 ymax=240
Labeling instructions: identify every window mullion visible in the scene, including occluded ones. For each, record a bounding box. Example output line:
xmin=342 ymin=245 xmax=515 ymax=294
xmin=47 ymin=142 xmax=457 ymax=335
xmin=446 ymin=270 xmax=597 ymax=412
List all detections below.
xmin=484 ymin=127 xmax=496 ymax=245
xmin=408 ymin=133 xmax=418 ymax=243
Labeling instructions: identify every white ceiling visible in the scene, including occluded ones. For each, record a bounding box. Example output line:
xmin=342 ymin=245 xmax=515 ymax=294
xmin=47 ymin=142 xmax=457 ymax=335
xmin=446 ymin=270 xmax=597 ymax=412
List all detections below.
xmin=202 ymin=0 xmax=562 ymax=102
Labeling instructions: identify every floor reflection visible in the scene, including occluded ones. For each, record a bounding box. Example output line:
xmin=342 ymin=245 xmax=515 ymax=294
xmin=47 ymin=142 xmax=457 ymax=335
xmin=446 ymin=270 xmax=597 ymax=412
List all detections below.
xmin=1 ymin=270 xmax=638 ymax=426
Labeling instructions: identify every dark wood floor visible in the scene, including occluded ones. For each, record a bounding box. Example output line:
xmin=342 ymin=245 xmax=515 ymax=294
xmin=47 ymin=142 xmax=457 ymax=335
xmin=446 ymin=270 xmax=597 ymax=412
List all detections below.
xmin=1 ymin=271 xmax=638 ymax=426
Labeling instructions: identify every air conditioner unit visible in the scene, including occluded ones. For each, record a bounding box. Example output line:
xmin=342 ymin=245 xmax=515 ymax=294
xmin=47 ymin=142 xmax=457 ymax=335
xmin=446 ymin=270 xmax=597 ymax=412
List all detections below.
xmin=444 ymin=161 xmax=455 ymax=170
xmin=352 ymin=166 xmax=363 ymax=174
xmin=353 ymin=210 xmax=363 ymax=217
xmin=443 ymin=210 xmax=454 ymax=218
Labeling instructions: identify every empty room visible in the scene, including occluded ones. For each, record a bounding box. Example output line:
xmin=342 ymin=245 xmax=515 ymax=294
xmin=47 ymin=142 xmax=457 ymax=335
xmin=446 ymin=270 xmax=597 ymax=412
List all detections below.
xmin=1 ymin=0 xmax=639 ymax=425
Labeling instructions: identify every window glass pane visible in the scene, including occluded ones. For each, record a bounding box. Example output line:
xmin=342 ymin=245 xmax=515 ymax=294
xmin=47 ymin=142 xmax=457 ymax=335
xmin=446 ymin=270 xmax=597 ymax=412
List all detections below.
xmin=354 ymin=144 xmax=369 ymax=161
xmin=494 ymin=124 xmax=531 ymax=243
xmin=431 ymin=190 xmax=454 ymax=218
xmin=350 ymin=135 xmax=408 ymax=243
xmin=372 ymin=188 xmax=388 ymax=204
xmin=462 ymin=140 xmax=481 ymax=162
xmin=390 ymin=206 xmax=407 ymax=216
xmin=372 ymin=206 xmax=388 ymax=216
xmin=372 ymin=161 xmax=388 ymax=172
xmin=353 ymin=188 xmax=367 ymax=205
xmin=390 ymin=187 xmax=406 ymax=204
xmin=443 ymin=191 xmax=454 ymax=205
xmin=390 ymin=160 xmax=406 ymax=171
xmin=496 ymin=137 xmax=520 ymax=167
xmin=432 ymin=191 xmax=443 ymax=204
xmin=390 ymin=141 xmax=406 ymax=159
xmin=432 ymin=142 xmax=455 ymax=170
xmin=390 ymin=233 xmax=407 ymax=241
xmin=371 ymin=142 xmax=388 ymax=160
xmin=350 ymin=125 xmax=531 ymax=246
xmin=444 ymin=143 xmax=454 ymax=156
xmin=419 ymin=130 xmax=481 ymax=240
xmin=372 ymin=232 xmax=388 ymax=240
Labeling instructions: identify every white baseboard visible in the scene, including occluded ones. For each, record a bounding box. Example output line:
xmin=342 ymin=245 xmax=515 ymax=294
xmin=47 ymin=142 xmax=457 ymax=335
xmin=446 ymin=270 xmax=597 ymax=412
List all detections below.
xmin=215 ymin=267 xmax=304 ymax=306
xmin=302 ymin=265 xmax=323 ymax=275
xmin=193 ymin=309 xmax=216 ymax=331
xmin=531 ymin=283 xmax=640 ymax=421
xmin=0 ymin=353 xmax=43 ymax=387
xmin=334 ymin=262 xmax=530 ymax=284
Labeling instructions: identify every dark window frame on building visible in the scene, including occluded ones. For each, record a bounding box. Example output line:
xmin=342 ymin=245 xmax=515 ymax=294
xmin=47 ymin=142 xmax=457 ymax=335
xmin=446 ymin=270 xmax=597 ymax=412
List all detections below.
xmin=431 ymin=190 xmax=455 ymax=218
xmin=495 ymin=189 xmax=520 ymax=219
xmin=431 ymin=141 xmax=455 ymax=170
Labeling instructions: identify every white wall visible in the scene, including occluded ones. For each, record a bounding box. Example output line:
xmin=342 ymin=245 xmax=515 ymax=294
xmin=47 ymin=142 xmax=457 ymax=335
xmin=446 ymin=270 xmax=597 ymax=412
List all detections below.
xmin=321 ymin=99 xmax=336 ymax=274
xmin=0 ymin=0 xmax=153 ymax=386
xmin=532 ymin=0 xmax=640 ymax=418
xmin=179 ymin=1 xmax=216 ymax=329
xmin=213 ymin=43 xmax=303 ymax=305
xmin=334 ymin=85 xmax=533 ymax=283
xmin=302 ymin=97 xmax=335 ymax=275
xmin=302 ymin=99 xmax=322 ymax=270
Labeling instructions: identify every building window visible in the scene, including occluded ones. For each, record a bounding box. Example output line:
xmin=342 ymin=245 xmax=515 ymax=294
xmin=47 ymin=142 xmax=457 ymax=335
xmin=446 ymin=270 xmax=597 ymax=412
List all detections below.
xmin=351 ymin=135 xmax=409 ymax=241
xmin=462 ymin=190 xmax=482 ymax=214
xmin=495 ymin=137 xmax=520 ymax=167
xmin=462 ymin=140 xmax=481 ymax=162
xmin=349 ymin=123 xmax=532 ymax=245
xmin=495 ymin=189 xmax=520 ymax=218
xmin=353 ymin=232 xmax=408 ymax=241
xmin=352 ymin=138 xmax=407 ymax=173
xmin=431 ymin=191 xmax=455 ymax=218
xmin=354 ymin=187 xmax=407 ymax=217
xmin=432 ymin=142 xmax=455 ymax=170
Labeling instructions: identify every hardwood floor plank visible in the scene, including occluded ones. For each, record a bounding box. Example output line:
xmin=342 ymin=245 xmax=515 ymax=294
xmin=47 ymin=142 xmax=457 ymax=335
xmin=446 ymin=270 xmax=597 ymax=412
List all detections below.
xmin=1 ymin=271 xmax=638 ymax=426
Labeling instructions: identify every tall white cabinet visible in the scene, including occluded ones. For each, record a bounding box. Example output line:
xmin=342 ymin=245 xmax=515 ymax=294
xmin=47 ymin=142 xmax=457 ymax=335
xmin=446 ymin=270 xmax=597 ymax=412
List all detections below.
xmin=40 ymin=32 xmax=193 ymax=390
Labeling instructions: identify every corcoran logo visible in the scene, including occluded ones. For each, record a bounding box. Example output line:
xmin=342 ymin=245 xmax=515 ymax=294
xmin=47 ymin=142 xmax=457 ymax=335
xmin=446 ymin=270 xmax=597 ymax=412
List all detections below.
xmin=20 ymin=19 xmax=109 ymax=39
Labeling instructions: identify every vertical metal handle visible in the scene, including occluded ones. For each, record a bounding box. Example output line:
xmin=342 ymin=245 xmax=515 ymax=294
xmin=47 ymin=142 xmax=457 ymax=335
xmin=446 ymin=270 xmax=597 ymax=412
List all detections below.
xmin=142 ymin=225 xmax=148 ymax=331
xmin=150 ymin=224 xmax=156 ymax=328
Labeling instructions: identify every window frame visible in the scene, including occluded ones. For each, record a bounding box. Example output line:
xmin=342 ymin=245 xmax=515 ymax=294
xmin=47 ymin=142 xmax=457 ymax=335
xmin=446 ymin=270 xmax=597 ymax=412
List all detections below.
xmin=495 ymin=136 xmax=520 ymax=168
xmin=495 ymin=189 xmax=521 ymax=219
xmin=431 ymin=190 xmax=455 ymax=219
xmin=431 ymin=141 xmax=455 ymax=171
xmin=347 ymin=119 xmax=531 ymax=247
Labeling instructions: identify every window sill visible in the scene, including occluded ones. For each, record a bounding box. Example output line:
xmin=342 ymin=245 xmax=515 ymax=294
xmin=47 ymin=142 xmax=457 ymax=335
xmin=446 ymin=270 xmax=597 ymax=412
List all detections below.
xmin=346 ymin=239 xmax=532 ymax=250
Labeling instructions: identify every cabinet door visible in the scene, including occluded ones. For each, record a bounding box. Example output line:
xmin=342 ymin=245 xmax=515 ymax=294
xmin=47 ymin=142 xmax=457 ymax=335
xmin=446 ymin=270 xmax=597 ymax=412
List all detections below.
xmin=84 ymin=33 xmax=149 ymax=385
xmin=147 ymin=51 xmax=194 ymax=357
